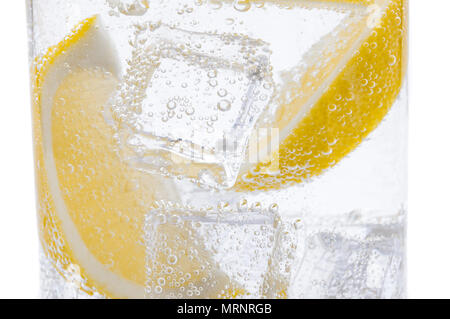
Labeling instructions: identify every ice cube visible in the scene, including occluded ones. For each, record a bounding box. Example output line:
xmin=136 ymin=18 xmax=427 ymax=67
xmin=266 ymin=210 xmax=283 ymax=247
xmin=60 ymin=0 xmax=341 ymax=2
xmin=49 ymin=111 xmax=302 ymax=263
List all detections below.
xmin=144 ymin=201 xmax=297 ymax=298
xmin=109 ymin=22 xmax=274 ymax=189
xmin=291 ymin=211 xmax=406 ymax=299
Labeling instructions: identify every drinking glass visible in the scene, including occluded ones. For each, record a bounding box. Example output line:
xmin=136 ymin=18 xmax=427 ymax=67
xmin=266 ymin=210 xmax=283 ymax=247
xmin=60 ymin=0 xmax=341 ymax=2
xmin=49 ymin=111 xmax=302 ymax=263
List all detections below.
xmin=27 ymin=0 xmax=408 ymax=299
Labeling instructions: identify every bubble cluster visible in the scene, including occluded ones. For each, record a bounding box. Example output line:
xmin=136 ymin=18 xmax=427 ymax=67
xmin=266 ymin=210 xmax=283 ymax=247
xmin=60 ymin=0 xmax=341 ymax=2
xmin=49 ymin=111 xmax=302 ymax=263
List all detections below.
xmin=106 ymin=0 xmax=149 ymax=16
xmin=144 ymin=201 xmax=300 ymax=298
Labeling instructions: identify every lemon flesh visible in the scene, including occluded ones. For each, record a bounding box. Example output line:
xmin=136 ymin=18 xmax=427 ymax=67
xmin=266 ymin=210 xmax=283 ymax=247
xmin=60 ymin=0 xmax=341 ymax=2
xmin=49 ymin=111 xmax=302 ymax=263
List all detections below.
xmin=33 ymin=16 xmax=168 ymax=298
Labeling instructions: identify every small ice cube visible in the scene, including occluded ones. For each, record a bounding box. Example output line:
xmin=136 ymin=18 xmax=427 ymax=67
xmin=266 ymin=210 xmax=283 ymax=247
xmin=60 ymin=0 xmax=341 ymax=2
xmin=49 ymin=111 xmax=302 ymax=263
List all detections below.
xmin=291 ymin=212 xmax=405 ymax=299
xmin=144 ymin=201 xmax=296 ymax=298
xmin=110 ymin=22 xmax=274 ymax=188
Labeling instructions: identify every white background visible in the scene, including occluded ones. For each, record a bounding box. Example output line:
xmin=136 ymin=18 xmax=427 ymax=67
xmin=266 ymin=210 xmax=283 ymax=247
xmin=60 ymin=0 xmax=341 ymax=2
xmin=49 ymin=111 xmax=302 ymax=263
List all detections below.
xmin=0 ymin=0 xmax=448 ymax=299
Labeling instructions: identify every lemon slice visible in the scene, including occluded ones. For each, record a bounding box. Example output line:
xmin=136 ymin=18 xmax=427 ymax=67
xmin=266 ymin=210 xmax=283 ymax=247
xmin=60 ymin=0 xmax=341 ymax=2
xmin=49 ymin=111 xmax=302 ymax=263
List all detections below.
xmin=235 ymin=0 xmax=407 ymax=191
xmin=33 ymin=16 xmax=239 ymax=298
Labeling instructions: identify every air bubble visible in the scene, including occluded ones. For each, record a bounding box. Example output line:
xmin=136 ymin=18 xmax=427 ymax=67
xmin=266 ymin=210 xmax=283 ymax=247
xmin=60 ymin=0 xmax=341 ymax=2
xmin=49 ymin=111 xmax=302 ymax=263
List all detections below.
xmin=251 ymin=202 xmax=262 ymax=212
xmin=269 ymin=203 xmax=279 ymax=214
xmin=225 ymin=18 xmax=235 ymax=25
xmin=218 ymin=202 xmax=231 ymax=213
xmin=154 ymin=286 xmax=162 ymax=294
xmin=238 ymin=199 xmax=248 ymax=212
xmin=217 ymin=100 xmax=231 ymax=112
xmin=185 ymin=107 xmax=195 ymax=116
xmin=167 ymin=255 xmax=178 ymax=265
xmin=389 ymin=55 xmax=397 ymax=66
xmin=217 ymin=88 xmax=228 ymax=97
xmin=207 ymin=70 xmax=217 ymax=78
xmin=233 ymin=0 xmax=251 ymax=12
xmin=167 ymin=100 xmax=177 ymax=110
xmin=157 ymin=277 xmax=166 ymax=286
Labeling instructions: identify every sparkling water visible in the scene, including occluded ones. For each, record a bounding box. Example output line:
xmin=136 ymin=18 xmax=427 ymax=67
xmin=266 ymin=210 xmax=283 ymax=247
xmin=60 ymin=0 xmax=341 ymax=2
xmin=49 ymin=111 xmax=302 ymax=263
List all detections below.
xmin=28 ymin=0 xmax=407 ymax=299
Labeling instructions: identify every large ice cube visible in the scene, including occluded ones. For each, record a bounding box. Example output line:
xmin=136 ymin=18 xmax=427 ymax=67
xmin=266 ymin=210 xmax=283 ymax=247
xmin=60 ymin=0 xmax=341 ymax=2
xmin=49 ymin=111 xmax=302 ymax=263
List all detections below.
xmin=110 ymin=22 xmax=274 ymax=188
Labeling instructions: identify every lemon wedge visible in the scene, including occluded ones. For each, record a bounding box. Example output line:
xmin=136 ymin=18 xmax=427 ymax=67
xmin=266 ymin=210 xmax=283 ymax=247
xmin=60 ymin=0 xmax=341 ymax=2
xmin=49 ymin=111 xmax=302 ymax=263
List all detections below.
xmin=235 ymin=0 xmax=407 ymax=191
xmin=33 ymin=16 xmax=239 ymax=299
